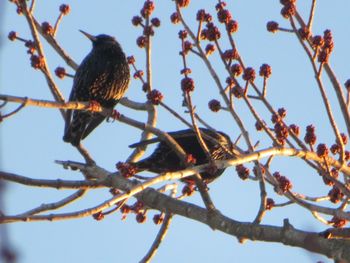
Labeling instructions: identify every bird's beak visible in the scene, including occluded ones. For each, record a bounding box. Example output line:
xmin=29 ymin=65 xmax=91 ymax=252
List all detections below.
xmin=79 ymin=30 xmax=97 ymax=42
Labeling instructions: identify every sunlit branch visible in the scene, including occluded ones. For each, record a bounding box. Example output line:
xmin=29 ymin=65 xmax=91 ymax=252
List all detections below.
xmin=19 ymin=190 xmax=87 ymax=216
xmin=0 ymin=172 xmax=104 ymax=189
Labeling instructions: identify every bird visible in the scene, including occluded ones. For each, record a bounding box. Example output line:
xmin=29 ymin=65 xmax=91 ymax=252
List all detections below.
xmin=129 ymin=128 xmax=235 ymax=184
xmin=63 ymin=30 xmax=130 ymax=146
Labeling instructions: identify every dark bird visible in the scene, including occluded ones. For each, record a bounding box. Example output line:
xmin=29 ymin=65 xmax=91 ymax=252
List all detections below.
xmin=129 ymin=128 xmax=235 ymax=184
xmin=63 ymin=30 xmax=130 ymax=146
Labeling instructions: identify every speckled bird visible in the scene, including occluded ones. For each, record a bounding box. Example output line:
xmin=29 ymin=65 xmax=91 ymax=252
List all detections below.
xmin=130 ymin=128 xmax=235 ymax=184
xmin=63 ymin=30 xmax=130 ymax=146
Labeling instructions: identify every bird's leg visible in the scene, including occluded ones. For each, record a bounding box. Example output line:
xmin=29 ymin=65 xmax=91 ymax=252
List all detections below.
xmin=109 ymin=109 xmax=121 ymax=122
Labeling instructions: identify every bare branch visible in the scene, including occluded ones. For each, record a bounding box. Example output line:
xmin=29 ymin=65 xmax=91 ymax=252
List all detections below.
xmin=0 ymin=171 xmax=104 ymax=189
xmin=19 ymin=190 xmax=87 ymax=216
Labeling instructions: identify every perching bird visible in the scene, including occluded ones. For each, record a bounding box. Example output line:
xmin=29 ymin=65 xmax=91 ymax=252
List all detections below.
xmin=63 ymin=30 xmax=130 ymax=146
xmin=130 ymin=128 xmax=235 ymax=184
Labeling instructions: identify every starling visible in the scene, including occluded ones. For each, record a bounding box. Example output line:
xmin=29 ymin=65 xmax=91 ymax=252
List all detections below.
xmin=63 ymin=30 xmax=130 ymax=146
xmin=129 ymin=128 xmax=235 ymax=184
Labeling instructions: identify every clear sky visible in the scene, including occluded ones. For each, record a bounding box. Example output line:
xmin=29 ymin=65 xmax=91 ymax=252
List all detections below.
xmin=1 ymin=1 xmax=350 ymax=262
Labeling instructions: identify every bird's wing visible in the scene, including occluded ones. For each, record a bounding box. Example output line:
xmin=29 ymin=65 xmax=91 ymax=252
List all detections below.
xmin=63 ymin=111 xmax=92 ymax=146
xmin=129 ymin=129 xmax=198 ymax=148
xmin=63 ymin=89 xmax=77 ymax=136
xmin=80 ymin=112 xmax=106 ymax=140
xmin=63 ymin=55 xmax=96 ymax=141
xmin=63 ymin=109 xmax=73 ymax=136
xmin=65 ymin=55 xmax=90 ymax=103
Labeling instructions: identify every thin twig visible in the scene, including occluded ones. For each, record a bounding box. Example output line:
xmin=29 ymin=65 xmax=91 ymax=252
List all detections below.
xmin=29 ymin=0 xmax=35 ymax=13
xmin=19 ymin=190 xmax=87 ymax=216
xmin=311 ymin=211 xmax=329 ymax=225
xmin=18 ymin=1 xmax=66 ymax=119
xmin=278 ymin=27 xmax=294 ymax=33
xmin=307 ymin=0 xmax=317 ymax=29
xmin=226 ymin=20 xmax=312 ymax=155
xmin=119 ymin=97 xmax=148 ymax=111
xmin=252 ymin=163 xmax=267 ymax=224
xmin=32 ymin=17 xmax=78 ymax=70
xmin=176 ymin=5 xmax=253 ymax=153
xmin=262 ymin=77 xmax=267 ymax=98
xmin=139 ymin=214 xmax=173 ymax=263
xmin=102 ymin=199 xmax=128 ymax=216
xmin=125 ymin=52 xmax=157 ymax=163
xmin=293 ymin=193 xmax=330 ymax=202
xmin=183 ymin=90 xmax=217 ymax=212
xmin=140 ymin=184 xmax=177 ymax=263
xmin=76 ymin=144 xmax=95 ymax=165
xmin=290 ymin=17 xmax=345 ymax=163
xmin=273 ymin=201 xmax=294 ymax=208
xmin=160 ymin=101 xmax=192 ymax=127
xmin=185 ymin=93 xmax=211 ymax=158
xmin=294 ymin=11 xmax=350 ymax=139
xmin=0 ymin=172 xmax=104 ymax=189
xmin=213 ymin=33 xmax=271 ymax=224
xmin=145 ymin=14 xmax=152 ymax=92
xmin=53 ymin=13 xmax=64 ymax=37
xmin=285 ymin=190 xmax=350 ymax=221
xmin=1 ymin=99 xmax=27 ymax=120
xmin=324 ymin=64 xmax=350 ymax=137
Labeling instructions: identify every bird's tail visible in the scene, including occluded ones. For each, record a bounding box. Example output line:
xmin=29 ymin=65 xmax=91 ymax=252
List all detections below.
xmin=63 ymin=111 xmax=90 ymax=146
xmin=63 ymin=125 xmax=83 ymax=147
xmin=63 ymin=131 xmax=80 ymax=146
xmin=63 ymin=111 xmax=107 ymax=146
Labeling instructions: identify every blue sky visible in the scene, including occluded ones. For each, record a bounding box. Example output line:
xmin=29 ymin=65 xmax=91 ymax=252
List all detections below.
xmin=2 ymin=1 xmax=350 ymax=262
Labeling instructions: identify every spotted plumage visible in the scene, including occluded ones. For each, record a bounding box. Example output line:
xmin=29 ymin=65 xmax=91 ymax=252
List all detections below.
xmin=63 ymin=30 xmax=130 ymax=146
xmin=130 ymin=128 xmax=235 ymax=184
